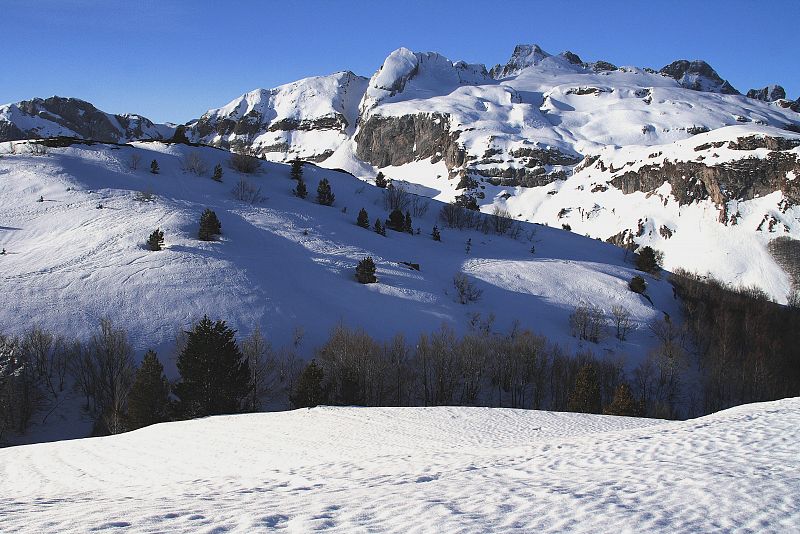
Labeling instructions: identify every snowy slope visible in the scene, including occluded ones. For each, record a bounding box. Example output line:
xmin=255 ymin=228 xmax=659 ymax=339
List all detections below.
xmin=0 ymin=141 xmax=677 ymax=361
xmin=1 ymin=398 xmax=798 ymax=533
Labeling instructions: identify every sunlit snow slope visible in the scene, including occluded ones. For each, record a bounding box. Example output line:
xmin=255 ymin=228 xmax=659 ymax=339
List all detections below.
xmin=0 ymin=141 xmax=678 ymax=359
xmin=1 ymin=399 xmax=798 ymax=533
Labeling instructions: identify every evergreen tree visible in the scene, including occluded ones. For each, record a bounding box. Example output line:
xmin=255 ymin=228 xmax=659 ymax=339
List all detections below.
xmin=374 ymin=171 xmax=388 ymax=188
xmin=432 ymin=225 xmax=441 ymax=241
xmin=316 ymin=178 xmax=335 ymax=206
xmin=173 ymin=316 xmax=251 ymax=418
xmin=635 ymin=246 xmax=663 ymax=274
xmin=603 ymin=383 xmax=643 ymax=417
xmin=289 ymin=359 xmax=326 ymax=408
xmin=211 ymin=163 xmax=223 ymax=182
xmin=290 ymin=158 xmax=303 ymax=181
xmin=294 ymin=177 xmax=308 ymax=199
xmin=126 ymin=350 xmax=170 ymax=430
xmin=403 ymin=210 xmax=413 ymax=234
xmin=146 ymin=228 xmax=164 ymax=251
xmin=567 ymin=364 xmax=601 ymax=414
xmin=355 ymin=256 xmax=377 ymax=284
xmin=356 ymin=208 xmax=370 ymax=229
xmin=454 ymin=193 xmax=479 ymax=211
xmin=150 ymin=159 xmax=159 ymax=174
xmin=387 ymin=209 xmax=405 ymax=231
xmin=198 ymin=208 xmax=222 ymax=241
xmin=374 ymin=218 xmax=386 ymax=236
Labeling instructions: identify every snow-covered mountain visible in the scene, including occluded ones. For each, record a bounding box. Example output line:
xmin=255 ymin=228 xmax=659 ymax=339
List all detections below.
xmin=0 ymin=96 xmax=174 ymax=143
xmin=1 ymin=398 xmax=798 ymax=532
xmin=2 ymin=44 xmax=800 ymax=300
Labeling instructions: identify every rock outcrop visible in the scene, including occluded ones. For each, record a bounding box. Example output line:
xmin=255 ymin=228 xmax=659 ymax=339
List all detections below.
xmin=747 ymin=85 xmax=787 ymax=102
xmin=659 ymin=60 xmax=739 ymax=95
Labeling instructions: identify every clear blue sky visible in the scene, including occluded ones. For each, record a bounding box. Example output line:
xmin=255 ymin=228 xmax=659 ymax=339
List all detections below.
xmin=4 ymin=0 xmax=798 ymax=124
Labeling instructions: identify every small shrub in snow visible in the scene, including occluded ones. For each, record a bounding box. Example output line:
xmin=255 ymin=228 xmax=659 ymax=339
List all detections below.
xmin=316 ymin=178 xmax=335 ymax=206
xmin=211 ymin=163 xmax=223 ymax=182
xmin=198 ymin=208 xmax=221 ymax=241
xmin=293 ymin=177 xmax=307 ymax=199
xmin=629 ymin=275 xmax=647 ymax=294
xmin=229 ymin=152 xmax=261 ymax=174
xmin=231 ymin=177 xmax=264 ymax=204
xmin=150 ymin=159 xmax=159 ymax=174
xmin=26 ymin=143 xmax=47 ymax=156
xmin=128 ymin=153 xmax=141 ymax=170
xmin=562 ymin=223 xmax=572 ymax=231
xmin=37 ymin=195 xmax=44 ymax=203
xmin=453 ymin=273 xmax=482 ymax=304
xmin=183 ymin=152 xmax=209 ymax=176
xmin=356 ymin=208 xmax=370 ymax=229
xmin=134 ymin=190 xmax=155 ymax=202
xmin=383 ymin=183 xmax=410 ymax=211
xmin=431 ymin=225 xmax=441 ymax=241
xmin=356 ymin=257 xmax=377 ymax=284
xmin=146 ymin=229 xmax=164 ymax=251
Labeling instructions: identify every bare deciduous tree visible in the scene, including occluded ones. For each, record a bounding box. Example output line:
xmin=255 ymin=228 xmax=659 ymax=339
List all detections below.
xmin=229 ymin=152 xmax=261 ymax=174
xmin=453 ymin=273 xmax=483 ymax=304
xmin=183 ymin=152 xmax=209 ymax=176
xmin=611 ymin=305 xmax=634 ymax=341
xmin=231 ymin=177 xmax=264 ymax=204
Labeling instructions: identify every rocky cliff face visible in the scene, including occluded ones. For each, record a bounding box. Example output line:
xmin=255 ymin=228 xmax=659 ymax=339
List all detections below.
xmin=0 ymin=97 xmax=172 ymax=143
xmin=747 ymin=85 xmax=787 ymax=102
xmin=611 ymin=148 xmax=800 ymax=207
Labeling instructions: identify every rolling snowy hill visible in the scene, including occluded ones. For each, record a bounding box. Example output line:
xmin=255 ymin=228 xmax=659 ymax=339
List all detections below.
xmin=1 ymin=398 xmax=798 ymax=533
xmin=0 ymin=140 xmax=677 ymax=359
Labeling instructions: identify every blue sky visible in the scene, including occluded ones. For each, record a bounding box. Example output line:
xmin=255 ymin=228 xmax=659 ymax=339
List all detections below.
xmin=4 ymin=0 xmax=799 ymax=123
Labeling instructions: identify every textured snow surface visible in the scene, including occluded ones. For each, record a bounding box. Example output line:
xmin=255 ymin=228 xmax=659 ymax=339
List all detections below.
xmin=1 ymin=399 xmax=798 ymax=533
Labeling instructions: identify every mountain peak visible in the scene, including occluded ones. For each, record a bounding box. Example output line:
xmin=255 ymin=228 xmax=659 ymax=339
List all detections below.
xmin=747 ymin=84 xmax=787 ymax=102
xmin=490 ymin=43 xmax=552 ymax=78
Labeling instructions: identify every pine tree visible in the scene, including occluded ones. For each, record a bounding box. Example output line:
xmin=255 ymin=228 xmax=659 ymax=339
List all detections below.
xmin=146 ymin=228 xmax=164 ymax=251
xmin=374 ymin=218 xmax=385 ymax=236
xmin=403 ymin=211 xmax=413 ymax=234
xmin=150 ymin=159 xmax=159 ymax=174
xmin=173 ymin=316 xmax=252 ymax=418
xmin=316 ymin=178 xmax=335 ymax=206
xmin=126 ymin=350 xmax=170 ymax=430
xmin=198 ymin=208 xmax=222 ymax=241
xmin=290 ymin=158 xmax=303 ymax=181
xmin=355 ymin=256 xmax=377 ymax=284
xmin=375 ymin=171 xmax=387 ymax=188
xmin=211 ymin=163 xmax=223 ymax=182
xmin=567 ymin=364 xmax=601 ymax=414
xmin=432 ymin=225 xmax=441 ymax=241
xmin=289 ymin=359 xmax=326 ymax=408
xmin=387 ymin=209 xmax=405 ymax=231
xmin=603 ymin=383 xmax=643 ymax=417
xmin=635 ymin=246 xmax=663 ymax=274
xmin=356 ymin=208 xmax=370 ymax=229
xmin=294 ymin=177 xmax=308 ymax=199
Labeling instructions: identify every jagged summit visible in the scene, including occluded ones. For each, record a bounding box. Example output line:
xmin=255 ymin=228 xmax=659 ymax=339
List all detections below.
xmin=747 ymin=84 xmax=787 ymax=102
xmin=659 ymin=59 xmax=739 ymax=95
xmin=489 ymin=44 xmax=552 ymax=78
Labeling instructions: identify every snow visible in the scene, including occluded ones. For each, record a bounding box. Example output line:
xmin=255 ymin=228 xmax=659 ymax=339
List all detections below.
xmin=0 ymin=142 xmax=677 ymax=362
xmin=1 ymin=398 xmax=798 ymax=532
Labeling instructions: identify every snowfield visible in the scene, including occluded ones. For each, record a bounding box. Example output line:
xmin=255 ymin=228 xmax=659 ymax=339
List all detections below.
xmin=1 ymin=399 xmax=798 ymax=533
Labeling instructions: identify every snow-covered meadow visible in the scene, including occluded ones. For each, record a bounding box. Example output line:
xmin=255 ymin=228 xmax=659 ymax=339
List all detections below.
xmin=1 ymin=398 xmax=798 ymax=533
